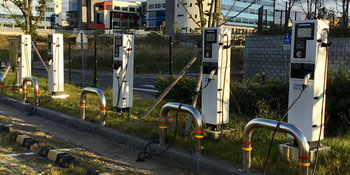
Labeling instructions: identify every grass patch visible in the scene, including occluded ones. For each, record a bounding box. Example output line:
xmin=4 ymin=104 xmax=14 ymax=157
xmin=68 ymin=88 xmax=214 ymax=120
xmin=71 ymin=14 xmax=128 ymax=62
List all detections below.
xmin=1 ymin=72 xmax=350 ymax=174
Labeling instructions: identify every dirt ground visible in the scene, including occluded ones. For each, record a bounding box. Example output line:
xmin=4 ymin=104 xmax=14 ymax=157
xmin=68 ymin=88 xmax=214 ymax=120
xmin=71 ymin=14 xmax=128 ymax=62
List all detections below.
xmin=0 ymin=104 xmax=193 ymax=175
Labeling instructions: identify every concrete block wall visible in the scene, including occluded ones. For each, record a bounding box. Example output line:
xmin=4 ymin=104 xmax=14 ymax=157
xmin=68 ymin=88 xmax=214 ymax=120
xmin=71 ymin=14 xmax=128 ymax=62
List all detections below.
xmin=243 ymin=35 xmax=350 ymax=80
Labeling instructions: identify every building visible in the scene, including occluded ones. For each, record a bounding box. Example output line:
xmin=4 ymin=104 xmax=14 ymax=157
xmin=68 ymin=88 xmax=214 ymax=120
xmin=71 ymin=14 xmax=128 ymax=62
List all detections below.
xmin=55 ymin=0 xmax=62 ymax=26
xmin=222 ymin=0 xmax=274 ymax=34
xmin=165 ymin=0 xmax=274 ymax=35
xmin=0 ymin=0 xmax=60 ymax=30
xmin=67 ymin=0 xmax=144 ymax=30
xmin=146 ymin=0 xmax=166 ymax=29
xmin=165 ymin=0 xmax=210 ymax=35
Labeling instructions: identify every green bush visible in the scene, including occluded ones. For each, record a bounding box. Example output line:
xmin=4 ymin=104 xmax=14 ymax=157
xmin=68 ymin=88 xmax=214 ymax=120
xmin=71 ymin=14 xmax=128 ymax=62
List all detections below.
xmin=230 ymin=78 xmax=288 ymax=118
xmin=154 ymin=75 xmax=197 ymax=103
xmin=154 ymin=68 xmax=350 ymax=134
xmin=326 ymin=65 xmax=350 ymax=135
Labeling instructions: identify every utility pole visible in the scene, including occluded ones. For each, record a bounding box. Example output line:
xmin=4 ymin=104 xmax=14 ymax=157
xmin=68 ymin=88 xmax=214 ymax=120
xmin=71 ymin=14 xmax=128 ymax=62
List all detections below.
xmin=285 ymin=2 xmax=288 ymax=32
xmin=69 ymin=41 xmax=72 ymax=84
xmin=169 ymin=36 xmax=173 ymax=75
xmin=265 ymin=9 xmax=268 ymax=28
xmin=280 ymin=10 xmax=283 ymax=29
xmin=94 ymin=38 xmax=98 ymax=87
xmin=273 ymin=0 xmax=276 ymax=24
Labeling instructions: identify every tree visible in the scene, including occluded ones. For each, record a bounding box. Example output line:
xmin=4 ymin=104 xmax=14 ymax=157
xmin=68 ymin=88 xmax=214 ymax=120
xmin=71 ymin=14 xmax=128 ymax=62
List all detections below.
xmin=1 ymin=0 xmax=47 ymax=38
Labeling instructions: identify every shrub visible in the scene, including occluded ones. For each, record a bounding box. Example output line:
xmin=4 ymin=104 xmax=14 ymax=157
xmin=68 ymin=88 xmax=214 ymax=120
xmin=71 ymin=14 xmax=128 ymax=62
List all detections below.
xmin=154 ymin=75 xmax=197 ymax=103
xmin=154 ymin=70 xmax=350 ymax=134
xmin=325 ymin=65 xmax=350 ymax=135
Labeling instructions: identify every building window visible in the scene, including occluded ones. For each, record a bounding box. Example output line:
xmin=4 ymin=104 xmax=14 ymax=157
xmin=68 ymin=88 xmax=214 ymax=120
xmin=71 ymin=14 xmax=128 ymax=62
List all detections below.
xmin=195 ymin=14 xmax=197 ymax=18
xmin=107 ymin=5 xmax=112 ymax=10
xmin=122 ymin=7 xmax=128 ymax=11
xmin=190 ymin=3 xmax=192 ymax=7
xmin=163 ymin=3 xmax=166 ymax=8
xmin=149 ymin=4 xmax=154 ymax=9
xmin=115 ymin=6 xmax=120 ymax=10
xmin=130 ymin=7 xmax=135 ymax=12
xmin=155 ymin=3 xmax=161 ymax=8
xmin=177 ymin=3 xmax=179 ymax=7
xmin=177 ymin=14 xmax=184 ymax=17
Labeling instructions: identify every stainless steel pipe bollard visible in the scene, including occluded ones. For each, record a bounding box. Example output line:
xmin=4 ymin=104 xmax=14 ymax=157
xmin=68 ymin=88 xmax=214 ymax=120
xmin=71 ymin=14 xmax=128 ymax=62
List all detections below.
xmin=242 ymin=118 xmax=310 ymax=175
xmin=80 ymin=87 xmax=107 ymax=126
xmin=0 ymin=72 xmax=4 ymax=95
xmin=159 ymin=102 xmax=203 ymax=155
xmin=22 ymin=77 xmax=40 ymax=106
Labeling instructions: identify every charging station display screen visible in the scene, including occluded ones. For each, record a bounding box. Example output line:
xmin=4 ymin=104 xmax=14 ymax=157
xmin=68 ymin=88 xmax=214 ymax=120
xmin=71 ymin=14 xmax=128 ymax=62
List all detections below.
xmin=206 ymin=33 xmax=216 ymax=42
xmin=297 ymin=28 xmax=312 ymax=38
xmin=115 ymin=36 xmax=122 ymax=46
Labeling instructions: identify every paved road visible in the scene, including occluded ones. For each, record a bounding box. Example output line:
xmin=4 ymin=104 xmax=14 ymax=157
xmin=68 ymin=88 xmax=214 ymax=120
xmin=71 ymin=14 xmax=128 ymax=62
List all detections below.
xmin=2 ymin=61 xmax=243 ymax=99
xmin=29 ymin=61 xmax=159 ymax=99
xmin=0 ymin=103 xmax=193 ymax=174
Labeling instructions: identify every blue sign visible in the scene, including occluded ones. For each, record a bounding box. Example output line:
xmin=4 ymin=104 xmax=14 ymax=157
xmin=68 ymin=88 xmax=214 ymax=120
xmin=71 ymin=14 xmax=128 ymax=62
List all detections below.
xmin=284 ymin=32 xmax=291 ymax=44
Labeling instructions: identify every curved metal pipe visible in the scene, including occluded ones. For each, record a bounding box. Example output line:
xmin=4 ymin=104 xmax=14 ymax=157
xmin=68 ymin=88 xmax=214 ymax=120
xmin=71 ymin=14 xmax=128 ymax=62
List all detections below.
xmin=0 ymin=72 xmax=4 ymax=95
xmin=80 ymin=87 xmax=107 ymax=126
xmin=22 ymin=77 xmax=40 ymax=106
xmin=242 ymin=118 xmax=310 ymax=175
xmin=159 ymin=102 xmax=203 ymax=155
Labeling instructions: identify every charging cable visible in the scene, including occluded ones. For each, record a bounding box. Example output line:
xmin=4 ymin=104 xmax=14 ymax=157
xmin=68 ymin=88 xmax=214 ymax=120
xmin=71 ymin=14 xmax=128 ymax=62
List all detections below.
xmin=116 ymin=37 xmax=132 ymax=109
xmin=136 ymin=104 xmax=182 ymax=162
xmin=311 ymin=29 xmax=330 ymax=175
xmin=263 ymin=73 xmax=310 ymax=174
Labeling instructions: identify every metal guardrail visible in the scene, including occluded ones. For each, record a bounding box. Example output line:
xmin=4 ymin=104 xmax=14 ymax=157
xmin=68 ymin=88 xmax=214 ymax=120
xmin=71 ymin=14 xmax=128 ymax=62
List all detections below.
xmin=80 ymin=87 xmax=107 ymax=126
xmin=0 ymin=72 xmax=4 ymax=95
xmin=242 ymin=118 xmax=310 ymax=175
xmin=22 ymin=77 xmax=40 ymax=106
xmin=159 ymin=102 xmax=203 ymax=155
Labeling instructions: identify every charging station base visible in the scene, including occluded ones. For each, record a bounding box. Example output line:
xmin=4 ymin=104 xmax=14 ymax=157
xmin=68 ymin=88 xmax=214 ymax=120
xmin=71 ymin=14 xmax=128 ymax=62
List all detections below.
xmin=279 ymin=142 xmax=331 ymax=162
xmin=204 ymin=128 xmax=235 ymax=139
xmin=50 ymin=94 xmax=70 ymax=99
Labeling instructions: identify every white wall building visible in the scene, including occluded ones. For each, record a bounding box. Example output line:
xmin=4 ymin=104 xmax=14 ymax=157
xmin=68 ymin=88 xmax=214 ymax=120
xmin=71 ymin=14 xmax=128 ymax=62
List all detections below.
xmin=55 ymin=0 xmax=62 ymax=26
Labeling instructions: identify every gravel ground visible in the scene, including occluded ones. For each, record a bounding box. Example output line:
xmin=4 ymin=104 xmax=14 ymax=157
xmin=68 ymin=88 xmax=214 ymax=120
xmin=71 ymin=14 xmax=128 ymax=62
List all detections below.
xmin=0 ymin=104 xmax=193 ymax=175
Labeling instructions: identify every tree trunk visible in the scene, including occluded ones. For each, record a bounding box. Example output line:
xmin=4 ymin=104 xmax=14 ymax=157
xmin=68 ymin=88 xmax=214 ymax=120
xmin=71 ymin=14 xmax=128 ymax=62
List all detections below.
xmin=25 ymin=15 xmax=30 ymax=34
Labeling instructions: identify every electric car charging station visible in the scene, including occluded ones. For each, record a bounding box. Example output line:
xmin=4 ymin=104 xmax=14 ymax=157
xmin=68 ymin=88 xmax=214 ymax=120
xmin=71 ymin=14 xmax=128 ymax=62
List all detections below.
xmin=47 ymin=34 xmax=68 ymax=99
xmin=112 ymin=34 xmax=134 ymax=112
xmin=8 ymin=37 xmax=20 ymax=87
xmin=201 ymin=27 xmax=231 ymax=129
xmin=279 ymin=20 xmax=331 ymax=160
xmin=17 ymin=35 xmax=32 ymax=87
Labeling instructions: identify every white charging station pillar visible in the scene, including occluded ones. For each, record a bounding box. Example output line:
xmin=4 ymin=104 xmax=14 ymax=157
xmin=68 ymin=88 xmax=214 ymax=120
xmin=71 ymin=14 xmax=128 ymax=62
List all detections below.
xmin=18 ymin=35 xmax=32 ymax=86
xmin=48 ymin=34 xmax=65 ymax=96
xmin=112 ymin=34 xmax=134 ymax=112
xmin=288 ymin=20 xmax=329 ymax=143
xmin=201 ymin=27 xmax=231 ymax=127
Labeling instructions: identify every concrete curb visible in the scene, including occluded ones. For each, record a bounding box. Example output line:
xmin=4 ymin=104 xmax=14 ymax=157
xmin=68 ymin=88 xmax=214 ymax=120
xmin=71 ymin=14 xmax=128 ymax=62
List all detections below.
xmin=0 ymin=96 xmax=260 ymax=175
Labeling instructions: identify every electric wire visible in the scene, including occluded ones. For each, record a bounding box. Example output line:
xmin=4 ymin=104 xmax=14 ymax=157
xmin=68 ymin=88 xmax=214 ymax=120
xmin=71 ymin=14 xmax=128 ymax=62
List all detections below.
xmin=136 ymin=104 xmax=182 ymax=162
xmin=263 ymin=85 xmax=307 ymax=175
xmin=311 ymin=29 xmax=329 ymax=175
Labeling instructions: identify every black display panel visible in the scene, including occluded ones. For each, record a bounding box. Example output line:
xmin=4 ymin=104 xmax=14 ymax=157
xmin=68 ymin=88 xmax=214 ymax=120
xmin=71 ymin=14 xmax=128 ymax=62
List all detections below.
xmin=113 ymin=60 xmax=123 ymax=70
xmin=204 ymin=29 xmax=217 ymax=58
xmin=203 ymin=62 xmax=218 ymax=75
xmin=295 ymin=23 xmax=315 ymax=40
xmin=290 ymin=63 xmax=315 ymax=79
xmin=293 ymin=23 xmax=315 ymax=58
xmin=114 ymin=36 xmax=122 ymax=57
